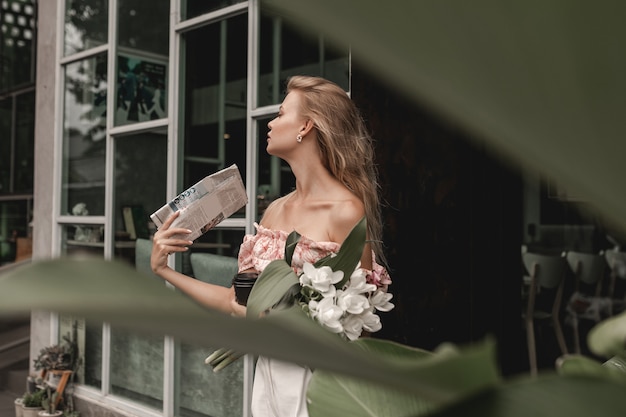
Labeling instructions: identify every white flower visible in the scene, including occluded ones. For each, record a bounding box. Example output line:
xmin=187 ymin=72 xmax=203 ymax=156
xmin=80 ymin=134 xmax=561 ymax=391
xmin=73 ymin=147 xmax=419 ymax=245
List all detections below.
xmin=337 ymin=289 xmax=370 ymax=315
xmin=309 ymin=297 xmax=343 ymax=333
xmin=300 ymin=262 xmax=344 ymax=297
xmin=370 ymin=290 xmax=395 ymax=312
xmin=361 ymin=309 xmax=382 ymax=333
xmin=346 ymin=269 xmax=377 ymax=295
xmin=341 ymin=314 xmax=365 ymax=341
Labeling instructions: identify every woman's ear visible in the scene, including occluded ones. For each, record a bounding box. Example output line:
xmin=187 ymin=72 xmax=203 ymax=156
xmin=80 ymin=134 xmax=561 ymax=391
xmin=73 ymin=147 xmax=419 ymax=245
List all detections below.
xmin=300 ymin=119 xmax=314 ymax=137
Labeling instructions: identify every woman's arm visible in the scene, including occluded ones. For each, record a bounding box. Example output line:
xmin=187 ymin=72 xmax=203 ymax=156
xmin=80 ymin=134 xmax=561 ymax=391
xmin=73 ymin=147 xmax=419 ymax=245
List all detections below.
xmin=151 ymin=211 xmax=246 ymax=316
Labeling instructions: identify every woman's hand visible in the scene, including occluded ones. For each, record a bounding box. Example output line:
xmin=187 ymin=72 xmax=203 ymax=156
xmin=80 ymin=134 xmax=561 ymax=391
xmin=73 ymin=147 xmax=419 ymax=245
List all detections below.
xmin=230 ymin=295 xmax=247 ymax=318
xmin=150 ymin=211 xmax=193 ymax=276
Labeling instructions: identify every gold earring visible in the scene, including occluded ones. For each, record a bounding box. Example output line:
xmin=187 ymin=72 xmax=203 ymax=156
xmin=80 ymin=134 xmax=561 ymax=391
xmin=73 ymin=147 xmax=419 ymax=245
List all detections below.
xmin=296 ymin=134 xmax=303 ymax=143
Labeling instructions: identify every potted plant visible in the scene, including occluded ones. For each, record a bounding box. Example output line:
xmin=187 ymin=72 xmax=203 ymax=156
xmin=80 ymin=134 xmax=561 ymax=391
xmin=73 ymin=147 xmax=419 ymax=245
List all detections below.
xmin=14 ymin=396 xmax=24 ymax=417
xmin=38 ymin=388 xmax=62 ymax=417
xmin=33 ymin=337 xmax=76 ymax=388
xmin=21 ymin=390 xmax=45 ymax=417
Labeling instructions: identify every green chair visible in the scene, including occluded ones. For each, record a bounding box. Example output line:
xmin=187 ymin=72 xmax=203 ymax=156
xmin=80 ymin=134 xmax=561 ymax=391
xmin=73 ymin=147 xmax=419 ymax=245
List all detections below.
xmin=189 ymin=252 xmax=238 ymax=288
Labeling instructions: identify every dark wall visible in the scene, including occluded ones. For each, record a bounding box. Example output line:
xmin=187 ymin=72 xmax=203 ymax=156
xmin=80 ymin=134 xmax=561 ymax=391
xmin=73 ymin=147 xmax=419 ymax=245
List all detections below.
xmin=352 ymin=67 xmax=525 ymax=376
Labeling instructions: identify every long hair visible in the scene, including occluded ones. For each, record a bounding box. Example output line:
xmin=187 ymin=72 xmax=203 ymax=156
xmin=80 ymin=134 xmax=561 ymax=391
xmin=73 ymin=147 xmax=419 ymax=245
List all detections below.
xmin=286 ymin=75 xmax=386 ymax=265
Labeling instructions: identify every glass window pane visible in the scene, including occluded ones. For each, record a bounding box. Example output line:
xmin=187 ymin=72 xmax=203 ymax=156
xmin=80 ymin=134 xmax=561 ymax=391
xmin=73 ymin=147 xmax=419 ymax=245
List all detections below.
xmin=64 ymin=0 xmax=108 ymax=56
xmin=62 ymin=53 xmax=107 ymax=216
xmin=181 ymin=14 xmax=247 ymax=205
xmin=83 ymin=319 xmax=102 ymax=389
xmin=110 ymin=329 xmax=163 ymax=410
xmin=0 ymin=0 xmax=36 ymax=91
xmin=257 ymin=10 xmax=350 ymax=107
xmin=178 ymin=228 xmax=245 ymax=417
xmin=0 ymin=199 xmax=31 ymax=264
xmin=178 ymin=342 xmax=243 ymax=417
xmin=61 ymin=223 xmax=104 ymax=256
xmin=255 ymin=117 xmax=294 ymax=221
xmin=118 ymin=0 xmax=169 ymax=56
xmin=14 ymin=90 xmax=35 ymax=193
xmin=114 ymin=131 xmax=167 ymax=251
xmin=182 ymin=0 xmax=245 ymax=21
xmin=115 ymin=55 xmax=168 ymax=126
xmin=0 ymin=98 xmax=11 ymax=193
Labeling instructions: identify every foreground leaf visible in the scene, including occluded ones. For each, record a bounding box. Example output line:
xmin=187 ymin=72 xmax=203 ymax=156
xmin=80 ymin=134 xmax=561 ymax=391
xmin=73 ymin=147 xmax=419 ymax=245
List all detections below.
xmin=247 ymin=259 xmax=299 ymax=318
xmin=0 ymin=257 xmax=496 ymax=404
xmin=587 ymin=310 xmax=626 ymax=357
xmin=428 ymin=374 xmax=626 ymax=417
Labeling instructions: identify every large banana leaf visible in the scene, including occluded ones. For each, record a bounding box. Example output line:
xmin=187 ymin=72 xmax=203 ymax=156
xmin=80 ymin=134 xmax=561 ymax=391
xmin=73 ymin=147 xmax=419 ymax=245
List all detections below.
xmin=3 ymin=257 xmax=626 ymax=416
xmin=0 ymin=257 xmax=498 ymax=407
xmin=261 ymin=0 xmax=626 ymax=235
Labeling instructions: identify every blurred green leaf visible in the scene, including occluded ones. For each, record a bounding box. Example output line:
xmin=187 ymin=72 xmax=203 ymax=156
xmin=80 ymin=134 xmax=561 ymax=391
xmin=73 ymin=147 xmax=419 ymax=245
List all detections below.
xmin=261 ymin=0 xmax=626 ymax=235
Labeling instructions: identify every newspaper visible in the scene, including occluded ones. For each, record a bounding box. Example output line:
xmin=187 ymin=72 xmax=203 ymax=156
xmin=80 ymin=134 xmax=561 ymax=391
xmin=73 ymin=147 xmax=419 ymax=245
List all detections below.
xmin=150 ymin=164 xmax=248 ymax=241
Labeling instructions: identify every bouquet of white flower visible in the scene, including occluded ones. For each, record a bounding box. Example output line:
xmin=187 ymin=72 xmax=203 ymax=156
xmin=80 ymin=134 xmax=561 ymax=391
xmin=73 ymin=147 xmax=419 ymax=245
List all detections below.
xmin=206 ymin=217 xmax=393 ymax=371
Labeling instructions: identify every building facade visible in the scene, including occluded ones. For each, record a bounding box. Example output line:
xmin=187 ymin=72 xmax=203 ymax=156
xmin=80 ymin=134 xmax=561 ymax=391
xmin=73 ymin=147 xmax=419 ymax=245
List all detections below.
xmin=9 ymin=1 xmax=616 ymax=417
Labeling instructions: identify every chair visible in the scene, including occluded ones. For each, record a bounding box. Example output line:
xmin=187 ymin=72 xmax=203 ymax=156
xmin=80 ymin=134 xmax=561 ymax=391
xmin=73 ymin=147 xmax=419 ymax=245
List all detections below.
xmin=189 ymin=252 xmax=238 ymax=288
xmin=135 ymin=238 xmax=158 ymax=279
xmin=565 ymin=251 xmax=608 ymax=354
xmin=522 ymin=250 xmax=569 ymax=376
xmin=604 ymin=250 xmax=626 ymax=316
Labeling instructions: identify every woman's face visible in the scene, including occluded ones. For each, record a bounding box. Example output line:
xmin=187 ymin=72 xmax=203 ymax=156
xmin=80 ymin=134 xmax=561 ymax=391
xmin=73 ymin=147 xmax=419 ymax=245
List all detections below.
xmin=266 ymin=91 xmax=306 ymax=157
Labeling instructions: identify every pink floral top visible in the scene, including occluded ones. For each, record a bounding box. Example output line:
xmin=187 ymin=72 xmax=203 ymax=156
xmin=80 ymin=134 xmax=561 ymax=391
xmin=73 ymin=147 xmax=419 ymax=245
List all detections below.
xmin=238 ymin=223 xmax=391 ymax=287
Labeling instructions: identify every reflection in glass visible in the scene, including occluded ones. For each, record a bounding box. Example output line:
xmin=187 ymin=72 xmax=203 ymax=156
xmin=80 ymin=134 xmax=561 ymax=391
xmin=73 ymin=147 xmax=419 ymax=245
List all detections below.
xmin=62 ymin=53 xmax=107 ymax=216
xmin=64 ymin=0 xmax=108 ymax=56
xmin=14 ymin=91 xmax=35 ymax=192
xmin=115 ymin=55 xmax=168 ymax=126
xmin=118 ymin=0 xmax=169 ymax=56
xmin=83 ymin=319 xmax=102 ymax=389
xmin=181 ymin=14 xmax=247 ymax=199
xmin=257 ymin=10 xmax=350 ymax=107
xmin=182 ymin=0 xmax=245 ymax=21
xmin=178 ymin=341 xmax=243 ymax=417
xmin=110 ymin=328 xmax=163 ymax=410
xmin=0 ymin=200 xmax=31 ymax=264
xmin=114 ymin=131 xmax=167 ymax=249
xmin=0 ymin=0 xmax=36 ymax=90
xmin=61 ymin=224 xmax=104 ymax=257
xmin=256 ymin=118 xmax=294 ymax=221
xmin=0 ymin=98 xmax=11 ymax=193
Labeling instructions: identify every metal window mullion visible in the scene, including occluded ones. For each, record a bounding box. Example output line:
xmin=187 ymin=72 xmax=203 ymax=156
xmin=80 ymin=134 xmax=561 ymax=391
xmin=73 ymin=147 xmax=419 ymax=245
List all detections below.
xmin=164 ymin=1 xmax=183 ymax=415
xmin=241 ymin=2 xmax=260 ymax=417
xmin=103 ymin=0 xmax=118 ymax=262
xmin=174 ymin=1 xmax=248 ymax=34
xmin=99 ymin=0 xmax=119 ymax=402
xmin=52 ymin=0 xmax=69 ymax=257
xmin=270 ymin=14 xmax=281 ymax=197
xmin=218 ymin=20 xmax=227 ymax=169
xmin=9 ymin=94 xmax=16 ymax=193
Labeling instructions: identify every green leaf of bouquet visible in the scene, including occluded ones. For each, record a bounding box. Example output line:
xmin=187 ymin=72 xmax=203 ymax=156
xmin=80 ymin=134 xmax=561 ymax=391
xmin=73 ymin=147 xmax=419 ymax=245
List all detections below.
xmin=247 ymin=258 xmax=300 ymax=318
xmin=307 ymin=336 xmax=501 ymax=417
xmin=284 ymin=230 xmax=301 ymax=265
xmin=556 ymin=354 xmax=626 ymax=386
xmin=587 ymin=310 xmax=626 ymax=358
xmin=425 ymin=374 xmax=626 ymax=417
xmin=316 ymin=217 xmax=366 ymax=288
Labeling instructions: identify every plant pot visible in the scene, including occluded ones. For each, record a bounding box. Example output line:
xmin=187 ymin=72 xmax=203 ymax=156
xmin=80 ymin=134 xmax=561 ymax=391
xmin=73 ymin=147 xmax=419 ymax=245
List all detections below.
xmin=14 ymin=398 xmax=23 ymax=417
xmin=21 ymin=406 xmax=43 ymax=417
xmin=37 ymin=411 xmax=63 ymax=417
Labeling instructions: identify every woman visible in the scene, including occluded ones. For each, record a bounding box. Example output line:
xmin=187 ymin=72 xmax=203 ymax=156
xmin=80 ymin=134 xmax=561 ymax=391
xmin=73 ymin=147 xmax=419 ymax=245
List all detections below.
xmin=151 ymin=75 xmax=390 ymax=416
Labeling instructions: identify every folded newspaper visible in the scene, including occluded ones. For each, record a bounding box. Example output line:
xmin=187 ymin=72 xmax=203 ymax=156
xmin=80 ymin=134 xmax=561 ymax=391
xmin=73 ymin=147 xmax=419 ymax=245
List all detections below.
xmin=150 ymin=164 xmax=248 ymax=241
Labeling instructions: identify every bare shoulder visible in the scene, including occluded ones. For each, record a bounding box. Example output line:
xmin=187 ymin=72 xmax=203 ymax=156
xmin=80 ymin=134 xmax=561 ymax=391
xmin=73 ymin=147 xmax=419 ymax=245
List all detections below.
xmin=258 ymin=192 xmax=291 ymax=228
xmin=328 ymin=196 xmax=365 ymax=243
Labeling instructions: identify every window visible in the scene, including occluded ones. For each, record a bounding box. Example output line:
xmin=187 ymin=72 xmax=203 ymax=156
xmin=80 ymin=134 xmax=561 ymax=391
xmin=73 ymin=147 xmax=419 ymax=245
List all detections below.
xmin=53 ymin=1 xmax=352 ymax=415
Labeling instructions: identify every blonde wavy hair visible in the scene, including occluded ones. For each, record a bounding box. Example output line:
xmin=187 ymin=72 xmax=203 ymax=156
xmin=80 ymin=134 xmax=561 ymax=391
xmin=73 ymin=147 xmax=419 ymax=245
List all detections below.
xmin=286 ymin=75 xmax=385 ymax=264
